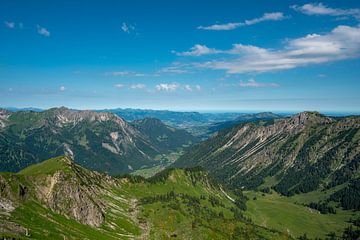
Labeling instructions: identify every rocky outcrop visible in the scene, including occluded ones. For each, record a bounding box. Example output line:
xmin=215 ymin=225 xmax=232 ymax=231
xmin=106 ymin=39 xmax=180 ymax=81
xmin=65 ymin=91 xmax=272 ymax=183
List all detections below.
xmin=0 ymin=109 xmax=9 ymax=128
xmin=32 ymin=157 xmax=107 ymax=227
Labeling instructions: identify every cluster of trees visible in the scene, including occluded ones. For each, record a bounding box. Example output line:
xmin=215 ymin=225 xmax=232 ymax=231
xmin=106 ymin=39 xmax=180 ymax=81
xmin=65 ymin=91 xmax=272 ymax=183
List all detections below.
xmin=275 ymin=143 xmax=340 ymax=196
xmin=117 ymin=174 xmax=145 ymax=183
xmin=139 ymin=190 xmax=177 ymax=204
xmin=307 ymin=202 xmax=336 ymax=214
xmin=260 ymin=187 xmax=271 ymax=194
xmin=328 ymin=153 xmax=359 ymax=188
xmin=329 ymin=178 xmax=360 ymax=210
xmin=208 ymin=196 xmax=225 ymax=208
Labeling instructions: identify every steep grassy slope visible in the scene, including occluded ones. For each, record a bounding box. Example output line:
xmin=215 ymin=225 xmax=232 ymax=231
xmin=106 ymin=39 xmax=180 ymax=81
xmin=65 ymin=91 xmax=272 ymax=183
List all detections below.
xmin=0 ymin=156 xmax=289 ymax=239
xmin=0 ymin=107 xmax=196 ymax=175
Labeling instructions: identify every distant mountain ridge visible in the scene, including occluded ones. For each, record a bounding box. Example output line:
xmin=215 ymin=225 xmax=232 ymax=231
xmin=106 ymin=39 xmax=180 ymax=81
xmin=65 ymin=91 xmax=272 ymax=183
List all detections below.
xmin=132 ymin=117 xmax=198 ymax=152
xmin=175 ymin=111 xmax=360 ymax=196
xmin=208 ymin=112 xmax=282 ymax=134
xmin=0 ymin=107 xmax=196 ymax=175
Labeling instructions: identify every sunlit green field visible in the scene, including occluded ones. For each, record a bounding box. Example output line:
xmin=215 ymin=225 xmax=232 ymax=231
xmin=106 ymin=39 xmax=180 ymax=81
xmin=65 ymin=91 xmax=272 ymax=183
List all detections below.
xmin=245 ymin=190 xmax=359 ymax=239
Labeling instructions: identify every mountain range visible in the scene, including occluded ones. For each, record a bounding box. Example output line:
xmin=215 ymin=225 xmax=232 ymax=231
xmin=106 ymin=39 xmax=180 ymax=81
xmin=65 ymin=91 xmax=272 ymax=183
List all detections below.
xmin=0 ymin=107 xmax=197 ymax=175
xmin=0 ymin=108 xmax=359 ymax=239
xmin=175 ymin=112 xmax=360 ymax=197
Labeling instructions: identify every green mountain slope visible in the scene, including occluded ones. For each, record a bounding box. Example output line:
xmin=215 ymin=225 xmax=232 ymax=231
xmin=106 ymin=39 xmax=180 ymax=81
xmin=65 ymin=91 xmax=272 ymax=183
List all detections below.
xmin=0 ymin=107 xmax=196 ymax=175
xmin=174 ymin=112 xmax=360 ymax=238
xmin=132 ymin=117 xmax=198 ymax=152
xmin=0 ymin=156 xmax=289 ymax=239
xmin=175 ymin=112 xmax=360 ymax=193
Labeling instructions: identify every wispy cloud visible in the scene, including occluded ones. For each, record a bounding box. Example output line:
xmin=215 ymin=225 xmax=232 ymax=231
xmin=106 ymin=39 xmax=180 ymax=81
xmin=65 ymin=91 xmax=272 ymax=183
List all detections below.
xmin=183 ymin=84 xmax=202 ymax=91
xmin=59 ymin=86 xmax=66 ymax=91
xmin=158 ymin=67 xmax=188 ymax=74
xmin=105 ymin=71 xmax=146 ymax=77
xmin=198 ymin=12 xmax=286 ymax=31
xmin=239 ymin=79 xmax=279 ymax=88
xmin=155 ymin=83 xmax=201 ymax=92
xmin=155 ymin=83 xmax=180 ymax=92
xmin=183 ymin=25 xmax=360 ymax=73
xmin=173 ymin=44 xmax=221 ymax=56
xmin=184 ymin=84 xmax=193 ymax=91
xmin=4 ymin=21 xmax=23 ymax=29
xmin=130 ymin=84 xmax=146 ymax=89
xmin=291 ymin=3 xmax=360 ymax=19
xmin=114 ymin=84 xmax=125 ymax=89
xmin=121 ymin=22 xmax=135 ymax=33
xmin=4 ymin=21 xmax=15 ymax=29
xmin=37 ymin=25 xmax=50 ymax=37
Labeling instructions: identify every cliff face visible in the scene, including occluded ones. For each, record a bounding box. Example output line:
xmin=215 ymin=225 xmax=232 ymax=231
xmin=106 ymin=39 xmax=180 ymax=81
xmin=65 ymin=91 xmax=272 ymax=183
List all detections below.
xmin=31 ymin=157 xmax=107 ymax=226
xmin=0 ymin=157 xmax=109 ymax=227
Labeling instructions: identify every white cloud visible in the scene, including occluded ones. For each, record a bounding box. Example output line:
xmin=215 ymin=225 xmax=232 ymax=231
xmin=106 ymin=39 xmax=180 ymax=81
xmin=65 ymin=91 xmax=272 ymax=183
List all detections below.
xmin=245 ymin=12 xmax=287 ymax=25
xmin=114 ymin=84 xmax=125 ymax=89
xmin=155 ymin=83 xmax=179 ymax=92
xmin=173 ymin=44 xmax=221 ymax=56
xmin=130 ymin=84 xmax=146 ymax=89
xmin=191 ymin=25 xmax=360 ymax=73
xmin=198 ymin=12 xmax=286 ymax=31
xmin=37 ymin=25 xmax=50 ymax=37
xmin=60 ymin=86 xmax=66 ymax=91
xmin=239 ymin=79 xmax=279 ymax=88
xmin=198 ymin=22 xmax=242 ymax=31
xmin=183 ymin=84 xmax=201 ymax=91
xmin=184 ymin=85 xmax=193 ymax=91
xmin=121 ymin=22 xmax=135 ymax=33
xmin=291 ymin=3 xmax=360 ymax=19
xmin=4 ymin=21 xmax=15 ymax=29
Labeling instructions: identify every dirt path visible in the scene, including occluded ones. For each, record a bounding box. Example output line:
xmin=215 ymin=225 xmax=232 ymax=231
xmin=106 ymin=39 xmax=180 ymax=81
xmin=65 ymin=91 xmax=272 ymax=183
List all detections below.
xmin=129 ymin=199 xmax=150 ymax=240
xmin=220 ymin=187 xmax=235 ymax=202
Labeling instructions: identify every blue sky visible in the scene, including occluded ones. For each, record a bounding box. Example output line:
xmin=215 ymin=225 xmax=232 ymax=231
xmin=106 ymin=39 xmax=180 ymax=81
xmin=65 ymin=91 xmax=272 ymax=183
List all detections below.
xmin=0 ymin=0 xmax=359 ymax=112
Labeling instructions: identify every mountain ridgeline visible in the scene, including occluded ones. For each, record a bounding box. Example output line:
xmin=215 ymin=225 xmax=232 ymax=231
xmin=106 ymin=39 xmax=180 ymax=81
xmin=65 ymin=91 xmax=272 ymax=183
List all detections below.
xmin=175 ymin=112 xmax=360 ymax=197
xmin=207 ymin=112 xmax=282 ymax=134
xmin=0 ymin=107 xmax=197 ymax=175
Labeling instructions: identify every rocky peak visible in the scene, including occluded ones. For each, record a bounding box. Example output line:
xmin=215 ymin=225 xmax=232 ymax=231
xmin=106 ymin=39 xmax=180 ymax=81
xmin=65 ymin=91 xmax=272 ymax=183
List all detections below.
xmin=0 ymin=108 xmax=10 ymax=115
xmin=289 ymin=111 xmax=333 ymax=126
xmin=135 ymin=117 xmax=164 ymax=126
xmin=46 ymin=107 xmax=127 ymax=127
xmin=0 ymin=109 xmax=10 ymax=128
